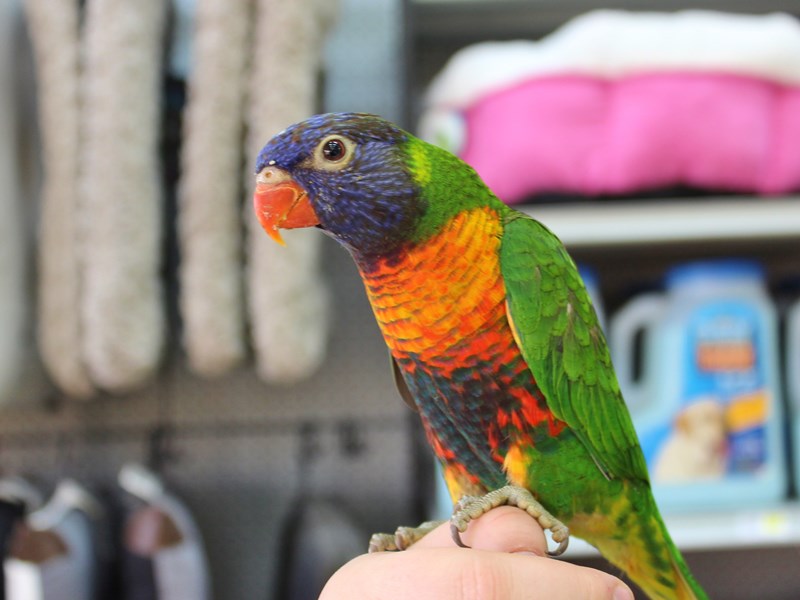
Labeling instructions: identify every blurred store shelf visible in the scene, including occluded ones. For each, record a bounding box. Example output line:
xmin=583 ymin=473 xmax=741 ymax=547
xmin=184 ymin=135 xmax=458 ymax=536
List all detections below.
xmin=525 ymin=197 xmax=800 ymax=247
xmin=563 ymin=501 xmax=800 ymax=558
xmin=410 ymin=1 xmax=800 ymax=39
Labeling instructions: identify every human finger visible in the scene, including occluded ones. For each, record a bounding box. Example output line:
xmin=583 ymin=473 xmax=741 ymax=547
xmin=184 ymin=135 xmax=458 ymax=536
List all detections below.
xmin=319 ymin=546 xmax=634 ymax=600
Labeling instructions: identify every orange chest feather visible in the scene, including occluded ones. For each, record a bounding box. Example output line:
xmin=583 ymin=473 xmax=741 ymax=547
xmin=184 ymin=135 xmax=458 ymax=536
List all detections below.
xmin=360 ymin=208 xmax=507 ymax=361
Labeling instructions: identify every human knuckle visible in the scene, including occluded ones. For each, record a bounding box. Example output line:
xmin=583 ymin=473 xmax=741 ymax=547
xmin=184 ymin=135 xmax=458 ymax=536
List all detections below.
xmin=457 ymin=555 xmax=507 ymax=600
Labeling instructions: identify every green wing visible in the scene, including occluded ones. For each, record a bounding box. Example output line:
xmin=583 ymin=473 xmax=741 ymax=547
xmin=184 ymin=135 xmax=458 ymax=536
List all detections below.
xmin=500 ymin=211 xmax=648 ymax=483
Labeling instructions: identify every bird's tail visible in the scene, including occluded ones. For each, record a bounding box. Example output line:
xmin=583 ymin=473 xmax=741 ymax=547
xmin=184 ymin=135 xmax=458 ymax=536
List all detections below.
xmin=582 ymin=489 xmax=709 ymax=600
xmin=650 ymin=515 xmax=708 ymax=600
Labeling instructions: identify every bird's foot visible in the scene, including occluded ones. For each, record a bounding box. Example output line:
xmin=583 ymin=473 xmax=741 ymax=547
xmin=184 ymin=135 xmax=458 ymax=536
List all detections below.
xmin=450 ymin=485 xmax=569 ymax=557
xmin=368 ymin=520 xmax=445 ymax=553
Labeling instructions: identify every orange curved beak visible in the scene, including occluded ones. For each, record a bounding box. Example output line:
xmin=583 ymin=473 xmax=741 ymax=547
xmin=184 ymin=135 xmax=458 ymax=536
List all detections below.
xmin=253 ymin=169 xmax=319 ymax=245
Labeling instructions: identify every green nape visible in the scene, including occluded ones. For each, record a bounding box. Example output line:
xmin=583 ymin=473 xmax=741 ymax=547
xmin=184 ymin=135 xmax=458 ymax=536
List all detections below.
xmin=400 ymin=135 xmax=507 ymax=244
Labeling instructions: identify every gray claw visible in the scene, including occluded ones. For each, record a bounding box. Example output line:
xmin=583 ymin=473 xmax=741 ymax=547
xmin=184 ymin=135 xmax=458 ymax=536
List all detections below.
xmin=450 ymin=521 xmax=470 ymax=548
xmin=547 ymin=536 xmax=569 ymax=557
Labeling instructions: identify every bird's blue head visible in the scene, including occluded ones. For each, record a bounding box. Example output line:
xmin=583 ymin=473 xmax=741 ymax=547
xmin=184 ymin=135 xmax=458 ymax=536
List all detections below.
xmin=253 ymin=112 xmax=424 ymax=260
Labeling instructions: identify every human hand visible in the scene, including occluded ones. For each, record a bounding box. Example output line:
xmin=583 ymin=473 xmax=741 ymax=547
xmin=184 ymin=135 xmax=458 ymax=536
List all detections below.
xmin=319 ymin=506 xmax=634 ymax=599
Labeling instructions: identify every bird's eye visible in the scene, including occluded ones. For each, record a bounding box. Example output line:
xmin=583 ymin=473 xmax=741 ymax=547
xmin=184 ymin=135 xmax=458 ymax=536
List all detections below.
xmin=322 ymin=139 xmax=346 ymax=162
xmin=311 ymin=136 xmax=355 ymax=171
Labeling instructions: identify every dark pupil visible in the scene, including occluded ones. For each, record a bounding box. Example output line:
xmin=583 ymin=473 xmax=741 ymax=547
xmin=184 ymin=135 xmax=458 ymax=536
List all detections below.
xmin=323 ymin=139 xmax=345 ymax=161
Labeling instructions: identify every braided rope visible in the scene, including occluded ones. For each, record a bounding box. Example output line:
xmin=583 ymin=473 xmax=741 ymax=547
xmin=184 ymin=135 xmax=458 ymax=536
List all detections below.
xmin=177 ymin=0 xmax=252 ymax=378
xmin=80 ymin=0 xmax=166 ymax=392
xmin=25 ymin=0 xmax=94 ymax=399
xmin=245 ymin=0 xmax=338 ymax=384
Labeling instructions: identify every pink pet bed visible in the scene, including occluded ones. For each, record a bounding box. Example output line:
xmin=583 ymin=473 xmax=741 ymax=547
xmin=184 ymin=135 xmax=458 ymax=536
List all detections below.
xmin=457 ymin=72 xmax=800 ymax=203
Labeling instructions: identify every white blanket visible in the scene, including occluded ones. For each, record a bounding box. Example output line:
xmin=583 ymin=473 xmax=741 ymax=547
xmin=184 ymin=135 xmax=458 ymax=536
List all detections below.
xmin=425 ymin=10 xmax=800 ymax=111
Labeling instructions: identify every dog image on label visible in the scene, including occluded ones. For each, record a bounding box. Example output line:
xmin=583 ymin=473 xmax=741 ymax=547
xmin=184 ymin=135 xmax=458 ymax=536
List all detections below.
xmin=653 ymin=397 xmax=728 ymax=482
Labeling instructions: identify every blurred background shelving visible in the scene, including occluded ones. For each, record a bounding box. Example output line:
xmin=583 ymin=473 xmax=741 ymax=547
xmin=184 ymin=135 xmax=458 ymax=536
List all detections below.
xmin=526 ymin=197 xmax=800 ymax=247
xmin=410 ymin=0 xmax=800 ymax=36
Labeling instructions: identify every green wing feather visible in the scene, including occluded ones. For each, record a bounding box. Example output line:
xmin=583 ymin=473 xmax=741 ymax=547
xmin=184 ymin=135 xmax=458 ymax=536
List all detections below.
xmin=500 ymin=211 xmax=649 ymax=483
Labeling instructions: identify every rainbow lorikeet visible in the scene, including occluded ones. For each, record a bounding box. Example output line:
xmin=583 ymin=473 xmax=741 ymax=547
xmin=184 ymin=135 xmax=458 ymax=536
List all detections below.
xmin=252 ymin=112 xmax=708 ymax=600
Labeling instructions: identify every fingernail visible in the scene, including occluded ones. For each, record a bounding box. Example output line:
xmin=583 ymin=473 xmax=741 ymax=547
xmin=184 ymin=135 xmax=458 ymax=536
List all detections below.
xmin=613 ymin=584 xmax=634 ymax=600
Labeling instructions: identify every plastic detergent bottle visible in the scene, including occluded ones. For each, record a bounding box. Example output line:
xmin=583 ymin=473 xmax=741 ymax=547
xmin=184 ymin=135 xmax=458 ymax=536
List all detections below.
xmin=610 ymin=260 xmax=785 ymax=512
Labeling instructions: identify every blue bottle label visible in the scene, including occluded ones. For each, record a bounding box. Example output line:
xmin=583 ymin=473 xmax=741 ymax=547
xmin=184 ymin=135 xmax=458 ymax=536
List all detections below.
xmin=646 ymin=303 xmax=770 ymax=483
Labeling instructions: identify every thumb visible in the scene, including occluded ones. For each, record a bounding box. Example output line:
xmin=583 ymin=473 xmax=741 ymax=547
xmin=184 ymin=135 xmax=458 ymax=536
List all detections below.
xmin=410 ymin=506 xmax=549 ymax=555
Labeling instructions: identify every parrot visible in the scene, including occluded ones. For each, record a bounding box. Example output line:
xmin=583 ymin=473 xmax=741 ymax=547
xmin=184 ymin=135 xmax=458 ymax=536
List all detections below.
xmin=251 ymin=112 xmax=709 ymax=600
